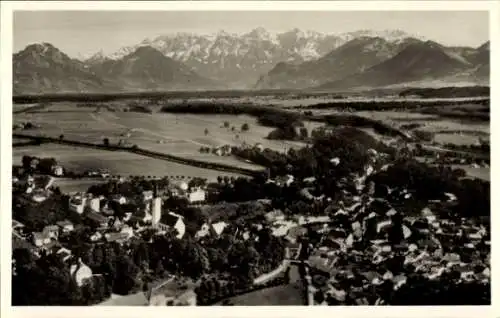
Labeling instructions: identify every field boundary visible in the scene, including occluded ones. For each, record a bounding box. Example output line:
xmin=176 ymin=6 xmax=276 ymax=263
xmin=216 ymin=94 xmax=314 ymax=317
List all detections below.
xmin=13 ymin=134 xmax=267 ymax=178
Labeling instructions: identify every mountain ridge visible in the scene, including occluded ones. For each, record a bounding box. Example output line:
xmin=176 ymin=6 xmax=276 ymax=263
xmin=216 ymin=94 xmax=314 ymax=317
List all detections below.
xmin=317 ymin=40 xmax=488 ymax=90
xmin=13 ymin=44 xmax=221 ymax=94
xmin=84 ymin=28 xmax=426 ymax=88
xmin=13 ymin=29 xmax=490 ymax=94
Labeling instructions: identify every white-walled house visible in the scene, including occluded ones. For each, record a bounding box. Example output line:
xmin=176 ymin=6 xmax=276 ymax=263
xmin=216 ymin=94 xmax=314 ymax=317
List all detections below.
xmin=32 ymin=232 xmax=51 ymax=247
xmin=157 ymin=212 xmax=185 ymax=239
xmin=70 ymin=259 xmax=93 ymax=287
xmin=188 ymin=188 xmax=206 ymax=203
xmin=57 ymin=220 xmax=74 ymax=233
xmin=196 ymin=221 xmax=228 ymax=238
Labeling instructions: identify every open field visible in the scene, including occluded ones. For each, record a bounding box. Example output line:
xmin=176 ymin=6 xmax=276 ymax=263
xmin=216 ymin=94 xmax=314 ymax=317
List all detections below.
xmin=354 ymin=110 xmax=489 ymax=146
xmin=13 ymin=144 xmax=246 ymax=181
xmin=453 ymin=165 xmax=490 ymax=181
xmin=14 ymin=103 xmax=323 ymax=169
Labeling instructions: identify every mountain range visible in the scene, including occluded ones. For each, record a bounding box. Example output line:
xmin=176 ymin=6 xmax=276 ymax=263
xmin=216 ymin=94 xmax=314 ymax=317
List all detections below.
xmin=13 ymin=28 xmax=490 ymax=94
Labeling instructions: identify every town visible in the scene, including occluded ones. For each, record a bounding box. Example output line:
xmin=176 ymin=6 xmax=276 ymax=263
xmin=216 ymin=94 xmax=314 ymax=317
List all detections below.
xmin=10 ymin=8 xmax=491 ymax=307
xmin=11 ymin=126 xmax=491 ymax=305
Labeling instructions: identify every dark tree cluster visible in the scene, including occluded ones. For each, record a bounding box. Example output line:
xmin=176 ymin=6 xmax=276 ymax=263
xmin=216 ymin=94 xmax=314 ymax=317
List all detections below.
xmin=235 ymin=127 xmax=393 ymax=181
xmin=12 ymin=249 xmax=109 ymax=306
xmin=13 ymin=194 xmax=72 ymax=232
xmin=87 ymin=177 xmax=169 ymax=198
xmin=368 ymin=159 xmax=490 ymax=219
xmin=20 ymin=155 xmax=58 ymax=175
xmin=323 ymin=114 xmax=408 ymax=139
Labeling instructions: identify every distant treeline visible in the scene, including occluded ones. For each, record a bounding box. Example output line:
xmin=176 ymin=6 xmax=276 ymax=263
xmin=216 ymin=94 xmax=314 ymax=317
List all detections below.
xmin=161 ymin=102 xmax=302 ymax=128
xmin=13 ymin=85 xmax=489 ymax=104
xmin=319 ymin=114 xmax=412 ymax=140
xmin=399 ymin=86 xmax=490 ymax=99
xmin=13 ymin=139 xmax=44 ymax=147
xmin=294 ymin=98 xmax=489 ymax=112
xmin=417 ymin=107 xmax=489 ymax=121
xmin=13 ymin=89 xmax=326 ymax=104
xmin=161 ymin=102 xmax=412 ymax=141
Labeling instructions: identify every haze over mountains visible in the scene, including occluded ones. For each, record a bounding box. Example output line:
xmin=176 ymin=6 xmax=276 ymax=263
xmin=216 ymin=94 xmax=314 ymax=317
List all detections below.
xmin=13 ymin=28 xmax=490 ymax=94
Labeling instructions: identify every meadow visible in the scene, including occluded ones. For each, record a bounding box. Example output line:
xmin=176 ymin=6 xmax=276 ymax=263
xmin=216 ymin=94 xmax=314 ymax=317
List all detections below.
xmin=13 ymin=144 xmax=246 ymax=181
xmin=14 ymin=102 xmax=323 ymax=170
xmin=13 ymin=93 xmax=490 ymax=183
xmin=355 ymin=110 xmax=489 ymax=147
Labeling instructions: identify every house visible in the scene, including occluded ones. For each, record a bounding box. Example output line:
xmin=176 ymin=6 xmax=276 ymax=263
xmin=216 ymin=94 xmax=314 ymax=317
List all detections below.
xmin=330 ymin=157 xmax=340 ymax=166
xmin=212 ymin=221 xmax=228 ymax=236
xmin=31 ymin=190 xmax=48 ymax=203
xmin=90 ymin=232 xmax=103 ymax=242
xmin=89 ymin=197 xmax=101 ymax=212
xmin=303 ymin=176 xmax=316 ymax=184
xmin=32 ymin=231 xmax=51 ymax=247
xmin=131 ymin=203 xmax=153 ymax=224
xmin=196 ymin=221 xmax=228 ymax=238
xmin=56 ymin=247 xmax=72 ymax=262
xmin=38 ymin=240 xmax=60 ymax=254
xmin=286 ymin=226 xmax=308 ymax=243
xmin=276 ymin=175 xmax=294 ymax=187
xmin=52 ymin=165 xmax=64 ymax=176
xmin=158 ymin=212 xmax=185 ymax=239
xmin=43 ymin=225 xmax=59 ymax=239
xmin=70 ymin=259 xmax=93 ymax=287
xmin=104 ymin=232 xmax=130 ymax=243
xmin=120 ymin=225 xmax=134 ymax=239
xmin=12 ymin=219 xmax=25 ymax=233
xmin=143 ymin=190 xmax=154 ymax=201
xmin=30 ymin=158 xmax=40 ymax=169
xmin=86 ymin=211 xmax=109 ymax=228
xmin=56 ymin=220 xmax=74 ymax=233
xmin=270 ymin=220 xmax=296 ymax=237
xmin=265 ymin=209 xmax=285 ymax=223
xmin=69 ymin=195 xmax=87 ymax=214
xmin=255 ymin=143 xmax=264 ymax=152
xmin=111 ymin=195 xmax=127 ymax=205
xmin=188 ymin=188 xmax=206 ymax=203
xmin=309 ymin=254 xmax=338 ymax=275
xmin=214 ymin=148 xmax=223 ymax=156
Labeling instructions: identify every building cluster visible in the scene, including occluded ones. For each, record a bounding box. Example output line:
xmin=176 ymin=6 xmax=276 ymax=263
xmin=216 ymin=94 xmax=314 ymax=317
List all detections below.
xmin=11 ymin=170 xmax=217 ymax=305
xmin=12 ymin=137 xmax=490 ymax=306
xmin=293 ymin=182 xmax=490 ymax=305
xmin=12 ymin=173 xmax=55 ymax=203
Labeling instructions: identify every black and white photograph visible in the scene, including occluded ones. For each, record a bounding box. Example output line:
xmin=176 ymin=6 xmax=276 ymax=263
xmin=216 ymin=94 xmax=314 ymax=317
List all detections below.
xmin=3 ymin=1 xmax=495 ymax=311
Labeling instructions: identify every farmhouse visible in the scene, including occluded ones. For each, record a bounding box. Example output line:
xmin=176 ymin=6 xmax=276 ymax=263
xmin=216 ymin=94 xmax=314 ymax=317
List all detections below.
xmin=57 ymin=220 xmax=74 ymax=233
xmin=188 ymin=188 xmax=206 ymax=203
xmin=196 ymin=221 xmax=228 ymax=238
xmin=111 ymin=194 xmax=127 ymax=205
xmin=32 ymin=231 xmax=51 ymax=247
xmin=158 ymin=212 xmax=186 ymax=239
xmin=104 ymin=232 xmax=130 ymax=244
xmin=69 ymin=195 xmax=87 ymax=214
xmin=43 ymin=225 xmax=59 ymax=239
xmin=86 ymin=211 xmax=109 ymax=228
xmin=52 ymin=165 xmax=64 ymax=176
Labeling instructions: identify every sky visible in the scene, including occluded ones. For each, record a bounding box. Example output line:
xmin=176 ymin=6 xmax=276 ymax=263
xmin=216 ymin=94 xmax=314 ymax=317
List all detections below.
xmin=14 ymin=11 xmax=489 ymax=58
